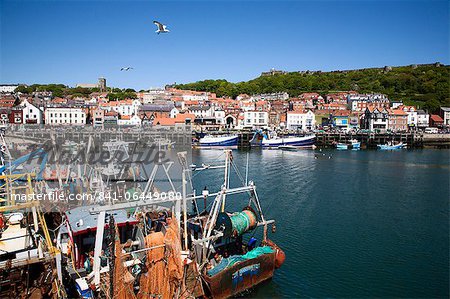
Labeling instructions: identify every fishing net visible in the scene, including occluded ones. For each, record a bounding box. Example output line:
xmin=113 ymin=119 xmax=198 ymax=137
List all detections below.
xmin=137 ymin=218 xmax=184 ymax=299
xmin=164 ymin=218 xmax=184 ymax=297
xmin=230 ymin=210 xmax=257 ymax=236
xmin=207 ymin=246 xmax=274 ymax=277
xmin=114 ymin=226 xmax=137 ymax=299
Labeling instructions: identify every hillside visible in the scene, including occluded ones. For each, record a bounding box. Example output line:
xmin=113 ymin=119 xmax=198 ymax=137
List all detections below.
xmin=174 ymin=64 xmax=450 ymax=112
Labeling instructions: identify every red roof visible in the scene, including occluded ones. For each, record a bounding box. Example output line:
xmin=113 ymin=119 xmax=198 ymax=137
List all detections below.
xmin=430 ymin=114 xmax=443 ymax=122
xmin=388 ymin=109 xmax=407 ymax=116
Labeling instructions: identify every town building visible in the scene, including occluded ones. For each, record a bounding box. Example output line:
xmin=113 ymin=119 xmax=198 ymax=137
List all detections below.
xmin=348 ymin=94 xmax=390 ymax=112
xmin=331 ymin=110 xmax=351 ymax=130
xmin=188 ymin=106 xmax=214 ymax=118
xmin=100 ymin=99 xmax=141 ymax=116
xmin=286 ymin=110 xmax=315 ymax=131
xmin=20 ymin=99 xmax=43 ymax=124
xmin=138 ymin=104 xmax=177 ymax=121
xmin=399 ymin=106 xmax=418 ymax=130
xmin=430 ymin=114 xmax=444 ymax=128
xmin=44 ymin=107 xmax=86 ymax=125
xmin=117 ymin=114 xmax=141 ymax=126
xmin=391 ymin=100 xmax=403 ymax=109
xmin=440 ymin=107 xmax=450 ymax=126
xmin=92 ymin=108 xmax=105 ymax=126
xmin=0 ymin=84 xmax=19 ymax=93
xmin=260 ymin=69 xmax=287 ymax=77
xmin=76 ymin=77 xmax=106 ymax=91
xmin=213 ymin=109 xmax=226 ymax=126
xmin=388 ymin=109 xmax=408 ymax=132
xmin=243 ymin=111 xmax=269 ymax=128
xmin=0 ymin=96 xmax=16 ymax=108
xmin=224 ymin=114 xmax=238 ymax=129
xmin=363 ymin=107 xmax=389 ymax=131
xmin=416 ymin=110 xmax=430 ymax=129
xmin=104 ymin=111 xmax=119 ymax=125
xmin=251 ymin=92 xmax=289 ymax=101
xmin=152 ymin=113 xmax=195 ymax=127
xmin=0 ymin=107 xmax=23 ymax=124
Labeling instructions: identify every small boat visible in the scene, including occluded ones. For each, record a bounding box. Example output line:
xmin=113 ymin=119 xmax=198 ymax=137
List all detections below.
xmin=196 ymin=135 xmax=238 ymax=148
xmin=336 ymin=139 xmax=360 ymax=150
xmin=350 ymin=139 xmax=361 ymax=150
xmin=251 ymin=130 xmax=315 ymax=148
xmin=336 ymin=143 xmax=348 ymax=150
xmin=377 ymin=142 xmax=406 ymax=150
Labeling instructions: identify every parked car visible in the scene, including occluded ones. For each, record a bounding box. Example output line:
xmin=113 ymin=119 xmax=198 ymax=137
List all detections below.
xmin=424 ymin=127 xmax=438 ymax=134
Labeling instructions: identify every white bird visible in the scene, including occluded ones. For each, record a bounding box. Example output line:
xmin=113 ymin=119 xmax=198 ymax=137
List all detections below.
xmin=120 ymin=67 xmax=133 ymax=71
xmin=153 ymin=20 xmax=170 ymax=34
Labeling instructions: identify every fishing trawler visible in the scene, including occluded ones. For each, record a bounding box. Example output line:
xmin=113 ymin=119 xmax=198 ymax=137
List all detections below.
xmin=0 ymin=173 xmax=64 ymax=298
xmin=53 ymin=150 xmax=284 ymax=298
xmin=251 ymin=130 xmax=315 ymax=148
xmin=195 ymin=135 xmax=239 ymax=148
xmin=187 ymin=151 xmax=285 ymax=298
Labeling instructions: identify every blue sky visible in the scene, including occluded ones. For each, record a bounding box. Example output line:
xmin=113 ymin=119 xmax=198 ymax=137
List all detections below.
xmin=1 ymin=0 xmax=448 ymax=90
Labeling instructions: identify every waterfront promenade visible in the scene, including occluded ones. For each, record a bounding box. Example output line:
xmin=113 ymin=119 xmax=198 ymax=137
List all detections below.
xmin=5 ymin=125 xmax=450 ymax=149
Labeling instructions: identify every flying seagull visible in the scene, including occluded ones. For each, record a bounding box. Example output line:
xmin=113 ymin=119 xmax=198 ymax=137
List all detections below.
xmin=120 ymin=67 xmax=133 ymax=71
xmin=153 ymin=20 xmax=170 ymax=34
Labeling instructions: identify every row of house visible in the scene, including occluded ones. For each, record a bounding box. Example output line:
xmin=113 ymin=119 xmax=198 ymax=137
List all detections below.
xmin=1 ymin=88 xmax=448 ymax=132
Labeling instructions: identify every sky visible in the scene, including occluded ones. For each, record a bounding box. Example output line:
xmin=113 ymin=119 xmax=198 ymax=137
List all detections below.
xmin=0 ymin=0 xmax=449 ymax=90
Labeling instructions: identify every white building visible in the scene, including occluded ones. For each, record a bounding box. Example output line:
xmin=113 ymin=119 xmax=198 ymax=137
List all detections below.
xmin=397 ymin=106 xmax=418 ymax=130
xmin=21 ymin=99 xmax=43 ymax=124
xmin=243 ymin=111 xmax=269 ymax=128
xmin=44 ymin=107 xmax=86 ymax=125
xmin=416 ymin=110 xmax=430 ymax=129
xmin=137 ymin=89 xmax=169 ymax=104
xmin=286 ymin=110 xmax=316 ymax=131
xmin=214 ymin=110 xmax=226 ymax=125
xmin=363 ymin=107 xmax=389 ymax=131
xmin=101 ymin=99 xmax=142 ymax=116
xmin=188 ymin=106 xmax=214 ymax=118
xmin=250 ymin=92 xmax=289 ymax=101
xmin=441 ymin=107 xmax=450 ymax=126
xmin=0 ymin=84 xmax=19 ymax=93
xmin=182 ymin=93 xmax=208 ymax=102
xmin=348 ymin=94 xmax=390 ymax=111
xmin=117 ymin=114 xmax=142 ymax=126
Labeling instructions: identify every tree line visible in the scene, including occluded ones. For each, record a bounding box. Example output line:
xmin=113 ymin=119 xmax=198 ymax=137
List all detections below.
xmin=174 ymin=64 xmax=450 ymax=113
xmin=15 ymin=84 xmax=137 ymax=101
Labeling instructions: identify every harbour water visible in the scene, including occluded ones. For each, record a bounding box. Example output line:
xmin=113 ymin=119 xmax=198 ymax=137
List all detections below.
xmin=192 ymin=149 xmax=449 ymax=298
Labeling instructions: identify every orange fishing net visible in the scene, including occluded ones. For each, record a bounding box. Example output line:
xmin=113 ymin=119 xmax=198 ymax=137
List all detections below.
xmin=165 ymin=218 xmax=184 ymax=297
xmin=137 ymin=217 xmax=184 ymax=299
xmin=115 ymin=227 xmax=137 ymax=299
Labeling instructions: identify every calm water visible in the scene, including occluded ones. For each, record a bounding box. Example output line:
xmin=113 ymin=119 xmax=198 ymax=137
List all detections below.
xmin=192 ymin=149 xmax=449 ymax=298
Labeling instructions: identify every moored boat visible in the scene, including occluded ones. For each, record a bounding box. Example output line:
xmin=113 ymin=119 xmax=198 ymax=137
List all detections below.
xmin=196 ymin=135 xmax=239 ymax=148
xmin=377 ymin=142 xmax=406 ymax=150
xmin=251 ymin=130 xmax=315 ymax=148
xmin=187 ymin=150 xmax=285 ymax=298
xmin=336 ymin=139 xmax=361 ymax=150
